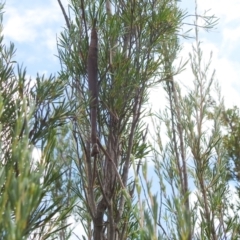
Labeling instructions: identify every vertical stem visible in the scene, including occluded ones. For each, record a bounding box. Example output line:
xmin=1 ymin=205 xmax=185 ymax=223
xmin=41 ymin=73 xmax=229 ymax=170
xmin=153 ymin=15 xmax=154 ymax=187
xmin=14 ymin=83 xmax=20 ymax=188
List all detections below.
xmin=167 ymin=80 xmax=184 ymax=193
xmin=88 ymin=23 xmax=99 ymax=156
xmin=171 ymin=81 xmax=191 ymax=240
xmin=167 ymin=74 xmax=191 ymax=239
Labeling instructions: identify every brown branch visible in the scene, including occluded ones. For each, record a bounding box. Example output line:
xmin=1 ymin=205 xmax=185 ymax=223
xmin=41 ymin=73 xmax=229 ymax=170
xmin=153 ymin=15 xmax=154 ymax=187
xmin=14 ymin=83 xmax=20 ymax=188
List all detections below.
xmin=172 ymin=82 xmax=189 ymax=200
xmin=80 ymin=0 xmax=89 ymax=40
xmin=88 ymin=23 xmax=99 ymax=156
xmin=57 ymin=0 xmax=70 ymax=29
xmin=167 ymin=80 xmax=184 ymax=193
xmin=73 ymin=128 xmax=96 ymax=218
xmin=97 ymin=138 xmax=128 ymax=193
xmin=122 ymin=91 xmax=142 ymax=188
xmin=116 ymin=91 xmax=142 ymax=223
xmin=129 ymin=125 xmax=148 ymax=197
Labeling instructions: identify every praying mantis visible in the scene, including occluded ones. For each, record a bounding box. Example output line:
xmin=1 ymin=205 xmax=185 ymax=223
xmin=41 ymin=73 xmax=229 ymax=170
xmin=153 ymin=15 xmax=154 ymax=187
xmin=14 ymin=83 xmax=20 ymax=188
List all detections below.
xmin=87 ymin=20 xmax=99 ymax=157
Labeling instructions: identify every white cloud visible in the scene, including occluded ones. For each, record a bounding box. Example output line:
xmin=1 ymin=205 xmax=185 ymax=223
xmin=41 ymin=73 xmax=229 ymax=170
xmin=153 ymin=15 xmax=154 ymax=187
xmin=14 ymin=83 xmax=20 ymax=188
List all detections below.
xmin=1 ymin=0 xmax=70 ymax=75
xmin=197 ymin=0 xmax=240 ymax=23
xmin=31 ymin=147 xmax=45 ymax=175
xmin=31 ymin=147 xmax=42 ymax=163
xmin=68 ymin=215 xmax=87 ymax=240
xmin=215 ymin=58 xmax=240 ymax=108
xmin=3 ymin=1 xmax=64 ymax=43
xmin=176 ymin=37 xmax=240 ymax=109
xmin=221 ymin=26 xmax=240 ymax=55
xmin=179 ymin=0 xmax=240 ymax=110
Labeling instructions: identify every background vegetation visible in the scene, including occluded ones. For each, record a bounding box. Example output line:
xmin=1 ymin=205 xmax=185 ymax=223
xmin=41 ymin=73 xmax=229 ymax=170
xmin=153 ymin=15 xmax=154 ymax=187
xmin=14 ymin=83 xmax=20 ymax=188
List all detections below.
xmin=0 ymin=0 xmax=239 ymax=239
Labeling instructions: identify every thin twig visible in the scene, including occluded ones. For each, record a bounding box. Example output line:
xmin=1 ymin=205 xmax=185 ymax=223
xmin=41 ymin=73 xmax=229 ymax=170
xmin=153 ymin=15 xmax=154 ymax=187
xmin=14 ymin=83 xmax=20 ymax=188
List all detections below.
xmin=57 ymin=0 xmax=70 ymax=29
xmin=97 ymin=138 xmax=128 ymax=193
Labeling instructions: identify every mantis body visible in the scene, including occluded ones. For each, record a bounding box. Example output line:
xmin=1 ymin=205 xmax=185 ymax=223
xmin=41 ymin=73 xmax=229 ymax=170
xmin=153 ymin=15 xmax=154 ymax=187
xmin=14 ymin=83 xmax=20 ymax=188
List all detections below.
xmin=88 ymin=24 xmax=99 ymax=156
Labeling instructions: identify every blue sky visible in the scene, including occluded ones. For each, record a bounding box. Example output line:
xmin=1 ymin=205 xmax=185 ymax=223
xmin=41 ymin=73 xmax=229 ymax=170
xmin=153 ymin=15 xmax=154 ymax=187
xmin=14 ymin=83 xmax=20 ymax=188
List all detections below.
xmin=3 ymin=0 xmax=240 ymax=108
xmin=150 ymin=0 xmax=240 ymax=110
xmin=3 ymin=0 xmax=65 ymax=76
xmin=2 ymin=0 xmax=240 ymax=238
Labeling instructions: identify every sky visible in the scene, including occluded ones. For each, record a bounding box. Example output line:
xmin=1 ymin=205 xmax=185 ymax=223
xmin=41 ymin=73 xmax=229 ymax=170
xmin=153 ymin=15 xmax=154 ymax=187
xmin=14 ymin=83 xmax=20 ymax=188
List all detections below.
xmin=2 ymin=0 xmax=240 ymax=109
xmin=2 ymin=0 xmax=240 ymax=238
xmin=150 ymin=0 xmax=240 ymax=110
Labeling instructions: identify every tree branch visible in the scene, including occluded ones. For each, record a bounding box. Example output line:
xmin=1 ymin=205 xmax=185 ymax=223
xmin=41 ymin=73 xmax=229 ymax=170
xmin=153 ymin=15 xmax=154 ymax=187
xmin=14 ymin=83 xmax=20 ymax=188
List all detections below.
xmin=57 ymin=0 xmax=70 ymax=30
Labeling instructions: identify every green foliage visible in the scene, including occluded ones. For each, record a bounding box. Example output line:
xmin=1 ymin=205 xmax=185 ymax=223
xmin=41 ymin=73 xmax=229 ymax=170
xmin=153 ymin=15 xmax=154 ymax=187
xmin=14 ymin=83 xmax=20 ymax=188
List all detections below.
xmin=135 ymin=4 xmax=239 ymax=240
xmin=0 ymin=0 xmax=237 ymax=239
xmin=221 ymin=106 xmax=240 ymax=181
xmin=0 ymin=3 xmax=75 ymax=239
xmin=57 ymin=0 xmax=189 ymax=239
